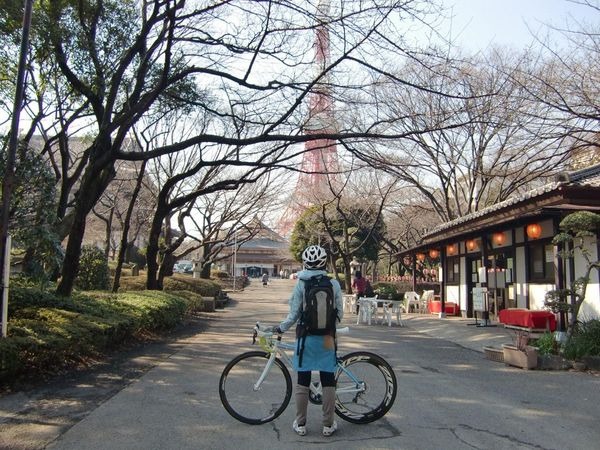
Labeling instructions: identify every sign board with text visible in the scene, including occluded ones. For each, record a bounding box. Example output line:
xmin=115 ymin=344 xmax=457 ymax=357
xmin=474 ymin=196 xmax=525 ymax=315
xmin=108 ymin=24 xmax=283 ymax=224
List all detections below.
xmin=473 ymin=287 xmax=487 ymax=312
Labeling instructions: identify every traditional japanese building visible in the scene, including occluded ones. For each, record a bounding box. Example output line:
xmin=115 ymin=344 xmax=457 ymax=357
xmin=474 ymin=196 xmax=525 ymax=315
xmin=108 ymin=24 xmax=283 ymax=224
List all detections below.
xmin=217 ymin=221 xmax=300 ymax=279
xmin=398 ymin=162 xmax=600 ymax=324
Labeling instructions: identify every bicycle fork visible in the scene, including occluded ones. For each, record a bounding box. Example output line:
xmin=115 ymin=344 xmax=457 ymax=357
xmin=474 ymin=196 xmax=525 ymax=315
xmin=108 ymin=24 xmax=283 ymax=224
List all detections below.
xmin=253 ymin=352 xmax=278 ymax=391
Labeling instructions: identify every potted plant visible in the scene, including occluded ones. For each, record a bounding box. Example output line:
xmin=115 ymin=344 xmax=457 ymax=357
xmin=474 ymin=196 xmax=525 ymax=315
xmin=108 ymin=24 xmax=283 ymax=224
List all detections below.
xmin=373 ymin=282 xmax=397 ymax=300
xmin=503 ymin=333 xmax=538 ymax=370
xmin=503 ymin=344 xmax=538 ymax=369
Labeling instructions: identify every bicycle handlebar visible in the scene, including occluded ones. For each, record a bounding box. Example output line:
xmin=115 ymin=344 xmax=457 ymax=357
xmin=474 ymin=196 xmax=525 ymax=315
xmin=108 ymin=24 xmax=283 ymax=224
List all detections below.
xmin=254 ymin=322 xmax=350 ymax=338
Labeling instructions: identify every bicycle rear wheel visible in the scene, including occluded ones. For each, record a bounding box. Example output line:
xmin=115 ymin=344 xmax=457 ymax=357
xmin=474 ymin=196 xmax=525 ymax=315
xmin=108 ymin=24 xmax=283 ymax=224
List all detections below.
xmin=219 ymin=351 xmax=292 ymax=425
xmin=335 ymin=351 xmax=397 ymax=424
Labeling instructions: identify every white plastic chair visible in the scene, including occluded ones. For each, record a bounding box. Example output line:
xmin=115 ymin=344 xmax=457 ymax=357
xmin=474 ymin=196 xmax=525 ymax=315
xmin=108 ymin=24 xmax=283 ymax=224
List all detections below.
xmin=420 ymin=290 xmax=434 ymax=314
xmin=382 ymin=300 xmax=403 ymax=327
xmin=356 ymin=297 xmax=377 ymax=325
xmin=404 ymin=291 xmax=420 ymax=313
xmin=342 ymin=294 xmax=355 ymax=314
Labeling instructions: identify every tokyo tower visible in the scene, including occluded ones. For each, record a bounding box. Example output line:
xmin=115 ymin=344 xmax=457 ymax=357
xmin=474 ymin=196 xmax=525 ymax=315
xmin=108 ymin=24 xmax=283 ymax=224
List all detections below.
xmin=278 ymin=0 xmax=339 ymax=236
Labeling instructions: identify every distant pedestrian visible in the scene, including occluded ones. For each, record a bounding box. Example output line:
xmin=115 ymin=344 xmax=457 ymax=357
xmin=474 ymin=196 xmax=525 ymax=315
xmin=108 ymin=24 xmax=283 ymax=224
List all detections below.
xmin=352 ymin=270 xmax=366 ymax=313
xmin=262 ymin=272 xmax=269 ymax=287
xmin=364 ymin=278 xmax=374 ymax=297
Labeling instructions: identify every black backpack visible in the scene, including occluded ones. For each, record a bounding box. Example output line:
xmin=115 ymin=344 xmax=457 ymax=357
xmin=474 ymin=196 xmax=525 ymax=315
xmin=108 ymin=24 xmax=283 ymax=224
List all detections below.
xmin=300 ymin=274 xmax=336 ymax=335
xmin=297 ymin=275 xmax=337 ymax=368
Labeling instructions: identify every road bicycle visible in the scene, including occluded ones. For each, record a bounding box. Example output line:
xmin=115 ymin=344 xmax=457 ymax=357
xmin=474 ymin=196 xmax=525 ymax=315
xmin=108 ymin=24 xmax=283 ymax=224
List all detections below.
xmin=219 ymin=322 xmax=397 ymax=425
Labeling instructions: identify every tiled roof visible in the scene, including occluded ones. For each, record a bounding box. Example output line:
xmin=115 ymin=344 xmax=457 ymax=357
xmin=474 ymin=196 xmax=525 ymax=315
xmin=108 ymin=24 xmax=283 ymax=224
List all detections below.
xmin=425 ymin=162 xmax=600 ymax=238
xmin=240 ymin=238 xmax=287 ymax=250
xmin=559 ymin=163 xmax=600 ymax=187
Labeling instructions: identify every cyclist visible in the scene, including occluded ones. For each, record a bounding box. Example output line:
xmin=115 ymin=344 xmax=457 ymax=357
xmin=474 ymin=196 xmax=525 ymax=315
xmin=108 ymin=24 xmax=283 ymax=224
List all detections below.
xmin=268 ymin=245 xmax=344 ymax=437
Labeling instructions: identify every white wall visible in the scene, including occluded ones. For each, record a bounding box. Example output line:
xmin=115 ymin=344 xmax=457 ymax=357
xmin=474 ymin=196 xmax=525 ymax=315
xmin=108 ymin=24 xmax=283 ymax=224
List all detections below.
xmin=528 ymin=284 xmax=554 ymax=310
xmin=575 ymin=236 xmax=600 ymax=320
xmin=515 ymin=246 xmax=527 ymax=308
xmin=459 ymin=255 xmax=467 ymax=311
xmin=447 ymin=285 xmax=460 ymax=304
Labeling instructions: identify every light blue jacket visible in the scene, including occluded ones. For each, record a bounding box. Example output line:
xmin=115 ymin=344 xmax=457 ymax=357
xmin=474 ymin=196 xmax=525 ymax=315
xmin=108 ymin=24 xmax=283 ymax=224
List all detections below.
xmin=278 ymin=269 xmax=344 ymax=333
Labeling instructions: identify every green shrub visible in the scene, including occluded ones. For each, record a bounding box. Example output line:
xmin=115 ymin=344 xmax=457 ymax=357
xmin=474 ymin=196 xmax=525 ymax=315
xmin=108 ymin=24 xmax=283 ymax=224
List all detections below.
xmin=373 ymin=282 xmax=402 ymax=300
xmin=164 ymin=275 xmax=221 ymax=297
xmin=169 ymin=290 xmax=204 ymax=310
xmin=1 ymin=288 xmax=202 ymax=383
xmin=117 ymin=274 xmax=221 ymax=297
xmin=533 ymin=332 xmax=559 ymax=356
xmin=332 ymin=272 xmax=346 ymax=283
xmin=211 ymin=270 xmax=230 ymax=279
xmin=75 ymin=245 xmax=110 ymax=290
xmin=563 ymin=319 xmax=600 ymax=360
xmin=118 ymin=276 xmax=147 ymax=291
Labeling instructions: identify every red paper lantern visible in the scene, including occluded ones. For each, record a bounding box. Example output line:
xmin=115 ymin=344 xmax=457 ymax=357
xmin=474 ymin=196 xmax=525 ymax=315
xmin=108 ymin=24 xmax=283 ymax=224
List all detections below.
xmin=466 ymin=239 xmax=478 ymax=251
xmin=493 ymin=232 xmax=506 ymax=245
xmin=429 ymin=249 xmax=439 ymax=259
xmin=416 ymin=253 xmax=426 ymax=262
xmin=526 ymin=223 xmax=542 ymax=239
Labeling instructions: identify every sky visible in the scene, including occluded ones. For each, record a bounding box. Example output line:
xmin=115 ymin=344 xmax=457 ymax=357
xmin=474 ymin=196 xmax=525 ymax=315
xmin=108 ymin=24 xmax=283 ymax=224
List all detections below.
xmin=441 ymin=0 xmax=596 ymax=52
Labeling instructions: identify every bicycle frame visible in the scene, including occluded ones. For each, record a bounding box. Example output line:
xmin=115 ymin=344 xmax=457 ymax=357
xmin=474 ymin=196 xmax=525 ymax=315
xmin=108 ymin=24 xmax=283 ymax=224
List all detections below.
xmin=220 ymin=323 xmax=398 ymax=425
xmin=253 ymin=324 xmax=364 ymax=399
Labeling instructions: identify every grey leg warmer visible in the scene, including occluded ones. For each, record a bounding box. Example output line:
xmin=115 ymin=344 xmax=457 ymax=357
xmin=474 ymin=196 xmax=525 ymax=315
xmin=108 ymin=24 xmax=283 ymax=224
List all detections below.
xmin=295 ymin=384 xmax=310 ymax=426
xmin=322 ymin=386 xmax=336 ymax=427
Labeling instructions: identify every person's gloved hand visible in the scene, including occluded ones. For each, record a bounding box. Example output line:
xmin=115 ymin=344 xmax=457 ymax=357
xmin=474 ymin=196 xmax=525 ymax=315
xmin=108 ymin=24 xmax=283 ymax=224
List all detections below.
xmin=263 ymin=325 xmax=282 ymax=334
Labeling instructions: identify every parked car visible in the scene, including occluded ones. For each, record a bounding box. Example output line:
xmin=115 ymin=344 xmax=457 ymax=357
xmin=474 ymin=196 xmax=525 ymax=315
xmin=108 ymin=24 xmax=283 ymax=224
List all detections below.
xmin=173 ymin=261 xmax=193 ymax=274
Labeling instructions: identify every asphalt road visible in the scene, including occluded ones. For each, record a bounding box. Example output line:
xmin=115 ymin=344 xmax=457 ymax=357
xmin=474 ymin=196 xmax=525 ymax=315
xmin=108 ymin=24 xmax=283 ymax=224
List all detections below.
xmin=4 ymin=278 xmax=600 ymax=449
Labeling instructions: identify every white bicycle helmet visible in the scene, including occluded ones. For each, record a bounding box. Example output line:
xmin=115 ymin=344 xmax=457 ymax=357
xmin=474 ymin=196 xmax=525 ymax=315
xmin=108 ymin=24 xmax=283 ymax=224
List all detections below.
xmin=302 ymin=245 xmax=327 ymax=270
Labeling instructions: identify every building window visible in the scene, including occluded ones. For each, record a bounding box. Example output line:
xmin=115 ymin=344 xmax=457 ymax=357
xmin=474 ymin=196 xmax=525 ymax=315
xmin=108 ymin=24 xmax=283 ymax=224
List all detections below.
xmin=528 ymin=241 xmax=555 ymax=282
xmin=446 ymin=256 xmax=460 ymax=283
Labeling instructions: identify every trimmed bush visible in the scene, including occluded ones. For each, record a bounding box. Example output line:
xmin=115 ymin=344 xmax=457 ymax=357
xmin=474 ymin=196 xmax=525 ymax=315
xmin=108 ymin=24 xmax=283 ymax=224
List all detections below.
xmin=373 ymin=282 xmax=403 ymax=300
xmin=118 ymin=276 xmax=147 ymax=291
xmin=164 ymin=275 xmax=221 ymax=297
xmin=1 ymin=288 xmax=204 ymax=383
xmin=117 ymin=274 xmax=221 ymax=297
xmin=211 ymin=270 xmax=230 ymax=279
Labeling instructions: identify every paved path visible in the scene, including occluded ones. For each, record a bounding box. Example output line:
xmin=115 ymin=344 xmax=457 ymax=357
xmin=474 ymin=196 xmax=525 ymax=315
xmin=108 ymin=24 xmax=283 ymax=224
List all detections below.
xmin=2 ymin=278 xmax=600 ymax=449
xmin=42 ymin=278 xmax=600 ymax=450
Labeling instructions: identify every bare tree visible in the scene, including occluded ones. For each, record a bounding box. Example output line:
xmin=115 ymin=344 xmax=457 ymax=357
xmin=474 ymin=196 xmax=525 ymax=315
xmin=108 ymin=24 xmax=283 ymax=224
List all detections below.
xmin=185 ymin=174 xmax=286 ymax=279
xmin=516 ymin=2 xmax=600 ymax=161
xmin=371 ymin=50 xmax=571 ymax=223
xmin=2 ymin=1 xmax=465 ymax=296
xmin=112 ymin=159 xmax=151 ymax=292
xmin=291 ymin=157 xmax=397 ymax=293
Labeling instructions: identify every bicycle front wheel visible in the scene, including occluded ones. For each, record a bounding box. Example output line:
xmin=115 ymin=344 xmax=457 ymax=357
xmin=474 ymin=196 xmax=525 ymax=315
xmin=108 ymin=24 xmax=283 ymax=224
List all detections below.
xmin=219 ymin=351 xmax=292 ymax=425
xmin=335 ymin=351 xmax=397 ymax=424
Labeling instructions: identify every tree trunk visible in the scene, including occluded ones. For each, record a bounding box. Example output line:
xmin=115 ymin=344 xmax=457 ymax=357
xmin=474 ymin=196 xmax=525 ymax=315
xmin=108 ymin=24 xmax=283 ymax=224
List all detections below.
xmin=56 ymin=163 xmax=116 ymax=297
xmin=158 ymin=252 xmax=174 ymax=287
xmin=145 ymin=218 xmax=163 ymax=290
xmin=112 ymin=161 xmax=146 ymax=293
xmin=344 ymin=260 xmax=352 ymax=294
xmin=103 ymin=207 xmax=114 ymax=260
xmin=200 ymin=262 xmax=211 ymax=279
xmin=146 ymin=205 xmax=170 ymax=290
xmin=56 ymin=205 xmax=88 ymax=296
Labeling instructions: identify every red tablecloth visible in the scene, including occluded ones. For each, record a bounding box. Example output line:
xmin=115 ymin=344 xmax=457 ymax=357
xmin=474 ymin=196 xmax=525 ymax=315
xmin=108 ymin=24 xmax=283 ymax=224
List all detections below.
xmin=498 ymin=308 xmax=556 ymax=331
xmin=428 ymin=300 xmax=459 ymax=316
